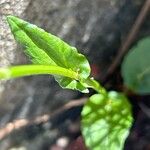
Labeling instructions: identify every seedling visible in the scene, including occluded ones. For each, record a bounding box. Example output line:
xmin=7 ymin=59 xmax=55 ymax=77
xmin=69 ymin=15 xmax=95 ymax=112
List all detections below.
xmin=1 ymin=16 xmax=149 ymax=150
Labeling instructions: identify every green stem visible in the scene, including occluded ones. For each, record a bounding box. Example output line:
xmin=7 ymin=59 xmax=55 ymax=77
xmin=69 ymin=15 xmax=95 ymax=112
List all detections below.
xmin=84 ymin=77 xmax=107 ymax=95
xmin=0 ymin=65 xmax=79 ymax=80
xmin=0 ymin=65 xmax=107 ymax=95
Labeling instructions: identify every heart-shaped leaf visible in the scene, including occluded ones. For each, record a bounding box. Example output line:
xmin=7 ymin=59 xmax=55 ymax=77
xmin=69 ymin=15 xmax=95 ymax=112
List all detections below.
xmin=7 ymin=16 xmax=91 ymax=92
xmin=81 ymin=91 xmax=133 ymax=150
xmin=121 ymin=37 xmax=150 ymax=94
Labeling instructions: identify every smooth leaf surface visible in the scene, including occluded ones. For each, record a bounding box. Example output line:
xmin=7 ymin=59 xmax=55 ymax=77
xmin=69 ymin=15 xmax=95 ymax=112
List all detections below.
xmin=7 ymin=16 xmax=91 ymax=92
xmin=81 ymin=91 xmax=133 ymax=150
xmin=121 ymin=37 xmax=150 ymax=94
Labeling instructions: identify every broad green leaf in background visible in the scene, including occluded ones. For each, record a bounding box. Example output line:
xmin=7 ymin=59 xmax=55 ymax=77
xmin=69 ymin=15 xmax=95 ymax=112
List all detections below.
xmin=121 ymin=37 xmax=150 ymax=94
xmin=81 ymin=91 xmax=133 ymax=150
xmin=7 ymin=16 xmax=91 ymax=93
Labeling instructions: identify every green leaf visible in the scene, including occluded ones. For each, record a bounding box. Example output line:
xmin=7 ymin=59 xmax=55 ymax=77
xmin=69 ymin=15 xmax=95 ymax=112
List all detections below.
xmin=81 ymin=91 xmax=133 ymax=150
xmin=121 ymin=37 xmax=150 ymax=94
xmin=7 ymin=16 xmax=91 ymax=93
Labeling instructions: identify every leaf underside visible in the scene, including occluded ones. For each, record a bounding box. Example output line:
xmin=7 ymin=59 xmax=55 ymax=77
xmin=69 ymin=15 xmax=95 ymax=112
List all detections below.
xmin=81 ymin=91 xmax=133 ymax=150
xmin=121 ymin=37 xmax=150 ymax=94
xmin=7 ymin=16 xmax=91 ymax=93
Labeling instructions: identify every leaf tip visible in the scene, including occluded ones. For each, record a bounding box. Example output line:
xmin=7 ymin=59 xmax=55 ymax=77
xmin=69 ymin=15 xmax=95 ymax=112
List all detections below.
xmin=6 ymin=15 xmax=17 ymax=29
xmin=6 ymin=15 xmax=15 ymax=23
xmin=6 ymin=15 xmax=23 ymax=27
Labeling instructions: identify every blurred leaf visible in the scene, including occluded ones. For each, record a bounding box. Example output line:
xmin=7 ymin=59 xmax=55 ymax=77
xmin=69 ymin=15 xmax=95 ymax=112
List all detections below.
xmin=7 ymin=16 xmax=91 ymax=92
xmin=121 ymin=37 xmax=150 ymax=94
xmin=81 ymin=91 xmax=133 ymax=150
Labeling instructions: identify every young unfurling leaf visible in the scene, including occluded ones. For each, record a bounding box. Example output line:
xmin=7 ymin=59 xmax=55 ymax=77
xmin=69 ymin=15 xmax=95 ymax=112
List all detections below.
xmin=7 ymin=16 xmax=91 ymax=92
